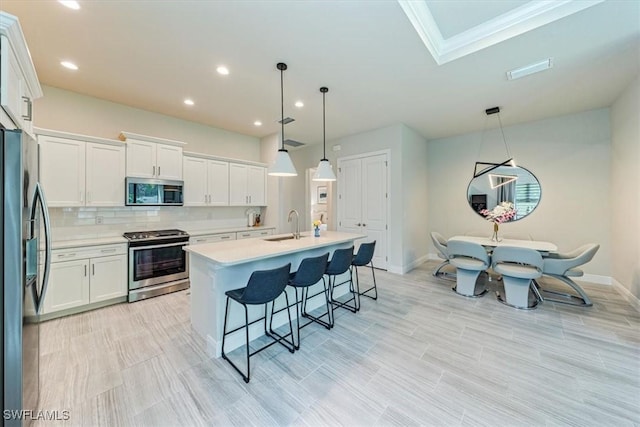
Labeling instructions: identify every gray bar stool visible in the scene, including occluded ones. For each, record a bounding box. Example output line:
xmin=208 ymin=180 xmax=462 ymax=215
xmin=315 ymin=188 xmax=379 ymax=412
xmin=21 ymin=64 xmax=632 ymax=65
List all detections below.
xmin=353 ymin=241 xmax=378 ymax=300
xmin=221 ymin=263 xmax=294 ymax=383
xmin=326 ymin=246 xmax=356 ymax=324
xmin=270 ymin=252 xmax=331 ymax=350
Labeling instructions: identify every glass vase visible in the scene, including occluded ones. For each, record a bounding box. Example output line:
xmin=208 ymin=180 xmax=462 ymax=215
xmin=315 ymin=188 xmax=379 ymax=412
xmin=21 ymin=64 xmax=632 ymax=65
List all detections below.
xmin=490 ymin=222 xmax=501 ymax=242
xmin=314 ymin=227 xmax=320 ymax=237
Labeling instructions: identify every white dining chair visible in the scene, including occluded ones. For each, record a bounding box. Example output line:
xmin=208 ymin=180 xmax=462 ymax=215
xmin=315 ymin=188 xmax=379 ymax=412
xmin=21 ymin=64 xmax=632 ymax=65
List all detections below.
xmin=447 ymin=239 xmax=490 ymax=297
xmin=430 ymin=232 xmax=455 ymax=279
xmin=538 ymin=243 xmax=599 ymax=307
xmin=492 ymin=246 xmax=544 ymax=309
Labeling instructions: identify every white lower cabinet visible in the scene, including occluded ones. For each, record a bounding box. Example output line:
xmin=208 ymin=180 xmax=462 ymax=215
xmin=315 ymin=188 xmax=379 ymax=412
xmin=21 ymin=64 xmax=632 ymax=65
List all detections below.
xmin=236 ymin=229 xmax=273 ymax=240
xmin=44 ymin=244 xmax=127 ymax=315
xmin=44 ymin=259 xmax=90 ymax=313
xmin=189 ymin=232 xmax=236 ymax=245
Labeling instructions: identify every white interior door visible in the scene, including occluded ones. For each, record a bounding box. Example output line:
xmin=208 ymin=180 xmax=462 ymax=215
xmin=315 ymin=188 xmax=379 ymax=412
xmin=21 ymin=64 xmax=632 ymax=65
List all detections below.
xmin=361 ymin=154 xmax=387 ymax=268
xmin=337 ymin=158 xmax=362 ymax=234
xmin=337 ymin=152 xmax=388 ymax=269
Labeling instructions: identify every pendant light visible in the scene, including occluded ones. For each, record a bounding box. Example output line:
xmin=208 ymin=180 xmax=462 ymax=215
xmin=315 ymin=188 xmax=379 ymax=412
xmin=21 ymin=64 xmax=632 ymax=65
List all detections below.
xmin=268 ymin=62 xmax=297 ymax=177
xmin=313 ymin=87 xmax=336 ymax=181
xmin=473 ymin=106 xmax=517 ymax=189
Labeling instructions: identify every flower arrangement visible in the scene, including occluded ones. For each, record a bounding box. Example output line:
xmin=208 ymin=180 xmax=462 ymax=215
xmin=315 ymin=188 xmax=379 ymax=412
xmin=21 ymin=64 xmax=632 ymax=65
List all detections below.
xmin=480 ymin=201 xmax=516 ymax=224
xmin=313 ymin=220 xmax=322 ymax=237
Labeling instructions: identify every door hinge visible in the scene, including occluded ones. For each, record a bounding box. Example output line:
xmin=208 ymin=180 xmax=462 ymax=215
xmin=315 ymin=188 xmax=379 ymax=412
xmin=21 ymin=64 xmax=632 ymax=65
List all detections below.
xmin=338 ymin=167 xmax=341 ymax=173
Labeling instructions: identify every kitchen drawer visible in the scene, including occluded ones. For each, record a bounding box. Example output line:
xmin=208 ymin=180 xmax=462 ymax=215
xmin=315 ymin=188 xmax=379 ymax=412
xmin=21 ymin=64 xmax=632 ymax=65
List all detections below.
xmin=52 ymin=243 xmax=127 ymax=262
xmin=236 ymin=229 xmax=274 ymax=239
xmin=189 ymin=232 xmax=236 ymax=245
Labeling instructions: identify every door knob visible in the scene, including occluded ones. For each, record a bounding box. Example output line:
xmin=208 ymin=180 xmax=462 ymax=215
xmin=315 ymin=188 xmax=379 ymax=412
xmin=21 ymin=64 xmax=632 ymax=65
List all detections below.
xmin=362 ymin=223 xmax=367 ymax=227
xmin=356 ymin=223 xmax=361 ymax=226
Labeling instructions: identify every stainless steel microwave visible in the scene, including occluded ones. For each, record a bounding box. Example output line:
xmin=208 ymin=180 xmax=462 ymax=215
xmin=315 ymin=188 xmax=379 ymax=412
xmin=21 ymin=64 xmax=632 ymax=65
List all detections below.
xmin=125 ymin=177 xmax=184 ymax=206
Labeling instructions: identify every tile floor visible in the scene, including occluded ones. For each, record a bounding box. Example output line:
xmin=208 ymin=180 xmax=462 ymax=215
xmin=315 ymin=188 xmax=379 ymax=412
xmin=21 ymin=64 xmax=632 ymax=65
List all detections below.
xmin=35 ymin=262 xmax=639 ymax=426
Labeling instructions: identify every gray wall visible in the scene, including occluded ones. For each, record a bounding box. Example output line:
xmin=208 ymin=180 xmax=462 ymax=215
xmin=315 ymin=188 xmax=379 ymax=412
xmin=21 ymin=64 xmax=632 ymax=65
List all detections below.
xmin=610 ymin=76 xmax=640 ymax=299
xmin=34 ymin=86 xmax=261 ymax=161
xmin=427 ymin=108 xmax=612 ymax=278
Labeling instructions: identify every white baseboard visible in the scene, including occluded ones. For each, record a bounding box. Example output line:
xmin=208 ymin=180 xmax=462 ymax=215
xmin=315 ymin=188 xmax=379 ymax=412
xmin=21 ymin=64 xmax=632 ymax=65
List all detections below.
xmin=581 ymin=273 xmax=611 ymax=285
xmin=612 ymin=278 xmax=640 ymax=312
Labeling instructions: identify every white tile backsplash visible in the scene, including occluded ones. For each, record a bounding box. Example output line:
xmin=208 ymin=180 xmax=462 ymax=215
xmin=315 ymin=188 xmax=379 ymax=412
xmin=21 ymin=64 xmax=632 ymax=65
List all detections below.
xmin=49 ymin=206 xmax=259 ymax=241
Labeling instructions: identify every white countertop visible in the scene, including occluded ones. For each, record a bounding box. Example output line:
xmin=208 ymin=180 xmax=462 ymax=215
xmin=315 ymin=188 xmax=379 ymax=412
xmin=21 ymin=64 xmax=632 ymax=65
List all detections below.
xmin=52 ymin=236 xmax=128 ymax=249
xmin=51 ymin=225 xmax=276 ymax=249
xmin=184 ymin=231 xmax=365 ymax=266
xmin=186 ymin=226 xmax=275 ymax=237
xmin=449 ymin=235 xmax=557 ymax=252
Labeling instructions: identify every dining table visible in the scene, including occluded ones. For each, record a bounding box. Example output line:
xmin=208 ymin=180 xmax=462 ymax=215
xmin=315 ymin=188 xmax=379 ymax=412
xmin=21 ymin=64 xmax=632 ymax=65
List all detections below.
xmin=449 ymin=235 xmax=558 ymax=253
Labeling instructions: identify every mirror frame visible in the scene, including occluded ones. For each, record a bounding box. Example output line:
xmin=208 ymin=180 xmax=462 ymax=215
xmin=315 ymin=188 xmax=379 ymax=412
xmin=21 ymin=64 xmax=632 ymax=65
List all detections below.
xmin=466 ymin=164 xmax=541 ymax=222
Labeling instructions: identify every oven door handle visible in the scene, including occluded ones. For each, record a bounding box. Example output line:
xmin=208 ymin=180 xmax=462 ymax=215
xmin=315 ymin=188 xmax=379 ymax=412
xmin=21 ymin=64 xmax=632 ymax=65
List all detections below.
xmin=129 ymin=241 xmax=188 ymax=251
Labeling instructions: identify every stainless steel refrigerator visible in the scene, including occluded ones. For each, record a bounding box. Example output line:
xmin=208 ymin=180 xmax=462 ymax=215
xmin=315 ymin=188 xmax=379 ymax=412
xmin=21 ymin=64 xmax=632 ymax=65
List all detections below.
xmin=1 ymin=128 xmax=51 ymax=426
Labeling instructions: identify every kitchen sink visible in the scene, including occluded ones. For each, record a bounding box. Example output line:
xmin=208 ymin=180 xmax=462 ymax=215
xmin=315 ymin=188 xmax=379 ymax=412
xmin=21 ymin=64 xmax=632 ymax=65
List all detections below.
xmin=264 ymin=235 xmax=304 ymax=242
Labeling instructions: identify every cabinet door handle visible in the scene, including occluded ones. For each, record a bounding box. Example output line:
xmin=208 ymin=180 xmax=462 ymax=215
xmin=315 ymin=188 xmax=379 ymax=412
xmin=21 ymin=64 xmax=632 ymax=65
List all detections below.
xmin=158 ymin=166 xmax=161 ymax=176
xmin=101 ymin=248 xmax=116 ymax=253
xmin=249 ymin=195 xmax=252 ymax=204
xmin=153 ymin=166 xmax=156 ymax=176
xmin=84 ymin=265 xmax=87 ymax=276
xmin=356 ymin=223 xmax=361 ymax=226
xmin=362 ymin=223 xmax=367 ymax=227
xmin=208 ymin=195 xmax=211 ymax=203
xmin=195 ymin=239 xmax=205 ymax=243
xmin=22 ymin=96 xmax=33 ymax=121
xmin=221 ymin=236 xmax=230 ymax=239
xmin=205 ymin=194 xmax=208 ymax=203
xmin=80 ymin=191 xmax=83 ymax=203
xmin=87 ymin=191 xmax=91 ymax=203
xmin=92 ymin=264 xmax=95 ymax=276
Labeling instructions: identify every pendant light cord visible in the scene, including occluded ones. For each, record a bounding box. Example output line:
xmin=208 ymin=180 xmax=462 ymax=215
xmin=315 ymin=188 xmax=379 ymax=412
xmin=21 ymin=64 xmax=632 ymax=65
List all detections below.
xmin=280 ymin=67 xmax=285 ymax=150
xmin=322 ymin=90 xmax=326 ymax=159
xmin=497 ymin=112 xmax=512 ymax=159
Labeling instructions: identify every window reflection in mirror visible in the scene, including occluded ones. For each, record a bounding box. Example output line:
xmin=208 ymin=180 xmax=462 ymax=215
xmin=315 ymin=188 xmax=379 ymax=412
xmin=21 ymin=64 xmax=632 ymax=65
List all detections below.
xmin=467 ymin=165 xmax=541 ymax=221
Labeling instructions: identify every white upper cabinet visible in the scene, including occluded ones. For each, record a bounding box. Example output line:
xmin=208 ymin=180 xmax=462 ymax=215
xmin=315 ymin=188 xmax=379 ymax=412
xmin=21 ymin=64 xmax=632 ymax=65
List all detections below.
xmin=0 ymin=12 xmax=43 ymax=137
xmin=85 ymin=142 xmax=125 ymax=206
xmin=208 ymin=160 xmax=230 ymax=205
xmin=183 ymin=155 xmax=230 ymax=206
xmin=229 ymin=163 xmax=266 ymax=206
xmin=38 ymin=130 xmax=125 ymax=207
xmin=183 ymin=156 xmax=208 ymax=206
xmin=39 ymin=136 xmax=86 ymax=206
xmin=121 ymin=132 xmax=185 ymax=180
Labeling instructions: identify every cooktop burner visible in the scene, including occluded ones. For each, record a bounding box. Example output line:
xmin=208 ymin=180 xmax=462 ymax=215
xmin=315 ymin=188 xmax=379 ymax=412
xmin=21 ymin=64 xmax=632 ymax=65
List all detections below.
xmin=123 ymin=229 xmax=189 ymax=241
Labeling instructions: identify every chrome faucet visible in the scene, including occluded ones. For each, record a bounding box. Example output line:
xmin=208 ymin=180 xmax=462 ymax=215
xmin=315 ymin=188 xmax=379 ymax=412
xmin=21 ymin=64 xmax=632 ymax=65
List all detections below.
xmin=287 ymin=209 xmax=300 ymax=239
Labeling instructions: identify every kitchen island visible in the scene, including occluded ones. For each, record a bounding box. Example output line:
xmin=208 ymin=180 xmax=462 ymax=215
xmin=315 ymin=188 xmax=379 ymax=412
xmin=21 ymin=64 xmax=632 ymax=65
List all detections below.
xmin=184 ymin=231 xmax=365 ymax=357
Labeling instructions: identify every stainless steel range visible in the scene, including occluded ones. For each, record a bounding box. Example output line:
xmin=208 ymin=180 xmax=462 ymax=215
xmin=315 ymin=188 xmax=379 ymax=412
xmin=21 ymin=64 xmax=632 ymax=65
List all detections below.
xmin=123 ymin=229 xmax=190 ymax=302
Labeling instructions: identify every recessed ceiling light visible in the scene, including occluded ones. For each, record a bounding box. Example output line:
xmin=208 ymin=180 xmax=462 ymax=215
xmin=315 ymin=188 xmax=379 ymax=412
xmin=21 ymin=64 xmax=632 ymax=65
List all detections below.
xmin=60 ymin=61 xmax=78 ymax=70
xmin=294 ymin=101 xmax=304 ymax=108
xmin=184 ymin=99 xmax=194 ymax=106
xmin=507 ymin=58 xmax=553 ymax=80
xmin=254 ymin=121 xmax=262 ymax=126
xmin=58 ymin=1 xmax=80 ymax=10
xmin=216 ymin=66 xmax=229 ymax=75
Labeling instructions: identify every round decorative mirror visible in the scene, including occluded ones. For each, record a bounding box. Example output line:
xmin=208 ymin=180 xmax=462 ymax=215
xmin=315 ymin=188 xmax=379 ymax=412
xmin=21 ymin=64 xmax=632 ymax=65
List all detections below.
xmin=467 ymin=165 xmax=541 ymax=222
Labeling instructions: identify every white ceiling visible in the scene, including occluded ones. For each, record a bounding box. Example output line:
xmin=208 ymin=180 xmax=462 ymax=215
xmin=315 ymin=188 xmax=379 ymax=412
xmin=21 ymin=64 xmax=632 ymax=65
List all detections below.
xmin=2 ymin=0 xmax=639 ymax=147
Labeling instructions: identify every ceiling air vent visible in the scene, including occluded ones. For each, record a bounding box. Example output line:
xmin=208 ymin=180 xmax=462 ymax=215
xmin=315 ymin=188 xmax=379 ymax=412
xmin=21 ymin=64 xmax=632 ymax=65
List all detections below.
xmin=278 ymin=117 xmax=295 ymax=125
xmin=284 ymin=139 xmax=305 ymax=148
